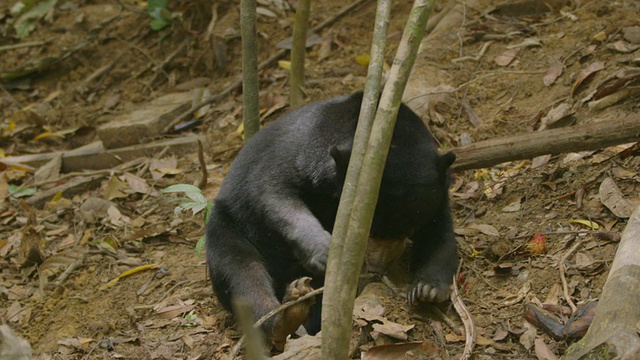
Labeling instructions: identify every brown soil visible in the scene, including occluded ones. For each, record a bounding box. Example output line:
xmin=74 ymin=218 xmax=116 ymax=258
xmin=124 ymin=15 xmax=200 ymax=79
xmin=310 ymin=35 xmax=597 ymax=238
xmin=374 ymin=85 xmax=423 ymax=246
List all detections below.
xmin=1 ymin=0 xmax=639 ymax=359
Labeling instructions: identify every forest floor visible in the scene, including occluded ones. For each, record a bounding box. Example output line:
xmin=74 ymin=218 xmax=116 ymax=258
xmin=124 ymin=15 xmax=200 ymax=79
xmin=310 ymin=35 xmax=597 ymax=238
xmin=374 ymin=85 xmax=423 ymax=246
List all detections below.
xmin=1 ymin=0 xmax=639 ymax=359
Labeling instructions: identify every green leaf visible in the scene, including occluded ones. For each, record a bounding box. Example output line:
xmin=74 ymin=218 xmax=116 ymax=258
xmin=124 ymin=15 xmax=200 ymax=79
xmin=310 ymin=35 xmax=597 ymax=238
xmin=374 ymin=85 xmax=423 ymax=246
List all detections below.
xmin=195 ymin=235 xmax=205 ymax=257
xmin=163 ymin=184 xmax=207 ymax=203
xmin=8 ymin=184 xmax=36 ymax=198
xmin=147 ymin=0 xmax=171 ymax=31
xmin=174 ymin=200 xmax=207 ymax=216
xmin=12 ymin=0 xmax=58 ymax=38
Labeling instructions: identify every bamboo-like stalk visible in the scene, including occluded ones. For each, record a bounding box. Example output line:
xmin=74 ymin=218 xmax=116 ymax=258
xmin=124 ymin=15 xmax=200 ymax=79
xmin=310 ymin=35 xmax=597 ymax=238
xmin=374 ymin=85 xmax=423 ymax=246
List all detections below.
xmin=321 ymin=1 xmax=435 ymax=359
xmin=240 ymin=0 xmax=260 ymax=140
xmin=289 ymin=0 xmax=311 ymax=108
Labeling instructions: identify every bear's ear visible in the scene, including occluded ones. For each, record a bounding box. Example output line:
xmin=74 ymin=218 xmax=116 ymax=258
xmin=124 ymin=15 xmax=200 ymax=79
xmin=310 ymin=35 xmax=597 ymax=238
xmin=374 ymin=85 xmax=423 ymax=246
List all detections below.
xmin=439 ymin=151 xmax=456 ymax=171
xmin=329 ymin=142 xmax=352 ymax=180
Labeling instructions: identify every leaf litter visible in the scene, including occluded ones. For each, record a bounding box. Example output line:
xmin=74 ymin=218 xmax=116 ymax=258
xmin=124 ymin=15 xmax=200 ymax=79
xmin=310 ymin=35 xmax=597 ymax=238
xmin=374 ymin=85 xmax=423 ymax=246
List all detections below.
xmin=1 ymin=0 xmax=640 ymax=359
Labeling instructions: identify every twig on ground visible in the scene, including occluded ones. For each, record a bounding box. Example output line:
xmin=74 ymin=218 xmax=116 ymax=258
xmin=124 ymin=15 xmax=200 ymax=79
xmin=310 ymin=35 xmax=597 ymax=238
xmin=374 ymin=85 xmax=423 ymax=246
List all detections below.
xmin=559 ymin=239 xmax=584 ymax=314
xmin=0 ymin=40 xmax=49 ymax=52
xmin=197 ymin=140 xmax=208 ymax=188
xmin=53 ymin=255 xmax=85 ymax=286
xmin=157 ymin=279 xmax=190 ymax=303
xmin=381 ymin=275 xmax=400 ymax=294
xmin=451 ymin=41 xmax=494 ymax=63
xmin=81 ymin=51 xmax=126 ymax=88
xmin=204 ymin=3 xmax=219 ymax=42
xmin=508 ymin=229 xmax=614 ymax=240
xmin=431 ymin=306 xmax=462 ymax=336
xmin=451 ymin=276 xmax=475 ymax=360
xmin=229 ymin=287 xmax=324 ymax=360
xmin=31 ymin=157 xmax=147 ymax=187
xmin=147 ymin=41 xmax=189 ymax=88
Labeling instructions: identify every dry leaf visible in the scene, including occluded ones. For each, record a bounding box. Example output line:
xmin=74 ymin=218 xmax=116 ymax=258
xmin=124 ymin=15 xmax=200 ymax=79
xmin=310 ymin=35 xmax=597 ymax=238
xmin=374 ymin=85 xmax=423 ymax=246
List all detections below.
xmin=599 ymin=177 xmax=640 ymax=218
xmin=107 ymin=205 xmax=130 ymax=227
xmin=467 ymin=223 xmax=500 ymax=237
xmin=519 ymin=322 xmax=537 ymax=350
xmin=362 ymin=342 xmax=422 ymax=360
xmin=493 ymin=327 xmax=509 ymax=342
xmin=98 ymin=263 xmax=160 ymax=290
xmin=58 ymin=337 xmax=95 ymax=349
xmin=543 ymin=62 xmax=563 ymax=86
xmin=461 ymin=99 xmax=483 ymax=127
xmin=156 ymin=304 xmax=196 ymax=319
xmin=569 ymin=219 xmax=600 ymax=230
xmin=34 ymin=153 xmax=62 ymax=184
xmin=454 ymin=227 xmax=480 ymax=236
xmin=532 ymin=154 xmax=551 ymax=168
xmin=355 ymin=53 xmax=370 ymax=66
xmin=623 ymin=26 xmax=640 ymax=44
xmin=606 ymin=40 xmax=640 ymax=53
xmin=0 ymin=175 xmax=8 ymax=199
xmin=271 ymin=334 xmax=321 ymax=360
xmin=5 ymin=301 xmax=23 ymax=323
xmin=278 ymin=60 xmax=291 ymax=70
xmin=574 ymin=251 xmax=595 ymax=270
xmin=538 ymin=103 xmax=573 ymax=131
xmin=495 ymin=48 xmax=519 ymax=66
xmin=256 ymin=6 xmax=277 ymax=17
xmin=40 ymin=251 xmax=80 ymax=277
xmin=106 ymin=176 xmax=129 ymax=200
xmin=123 ymin=172 xmax=153 ymax=195
xmin=534 ymin=338 xmax=559 ymax=360
xmin=318 ymin=33 xmax=334 ymax=62
xmin=503 ymin=196 xmax=522 ymax=212
xmin=79 ymin=197 xmax=116 ymax=223
xmin=507 ymin=38 xmax=542 ymax=49
xmin=372 ymin=321 xmax=414 ymax=341
xmin=150 ymin=157 xmax=179 ymax=180
xmin=571 ymin=61 xmax=604 ymax=97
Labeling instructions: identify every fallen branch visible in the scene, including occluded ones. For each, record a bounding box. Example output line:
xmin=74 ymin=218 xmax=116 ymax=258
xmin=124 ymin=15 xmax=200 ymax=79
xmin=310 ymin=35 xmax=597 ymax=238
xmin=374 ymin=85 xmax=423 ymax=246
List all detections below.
xmin=451 ymin=114 xmax=640 ymax=171
xmin=562 ymin=205 xmax=640 ymax=359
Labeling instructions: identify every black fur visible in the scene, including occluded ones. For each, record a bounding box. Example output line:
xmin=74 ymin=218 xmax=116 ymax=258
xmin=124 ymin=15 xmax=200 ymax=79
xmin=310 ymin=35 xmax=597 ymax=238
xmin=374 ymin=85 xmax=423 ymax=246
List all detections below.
xmin=205 ymin=92 xmax=458 ymax=335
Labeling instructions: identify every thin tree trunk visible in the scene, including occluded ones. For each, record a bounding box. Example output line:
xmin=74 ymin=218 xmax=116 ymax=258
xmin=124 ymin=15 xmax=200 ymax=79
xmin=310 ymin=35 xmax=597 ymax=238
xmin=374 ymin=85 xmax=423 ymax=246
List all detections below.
xmin=289 ymin=0 xmax=310 ymax=108
xmin=321 ymin=1 xmax=435 ymax=359
xmin=240 ymin=0 xmax=260 ymax=140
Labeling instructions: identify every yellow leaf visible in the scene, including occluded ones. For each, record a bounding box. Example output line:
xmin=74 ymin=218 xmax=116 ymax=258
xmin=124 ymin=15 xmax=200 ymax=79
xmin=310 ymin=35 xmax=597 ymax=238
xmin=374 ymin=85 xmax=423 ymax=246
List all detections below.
xmin=569 ymin=219 xmax=600 ymax=230
xmin=355 ymin=54 xmax=370 ymax=66
xmin=278 ymin=60 xmax=291 ymax=70
xmin=51 ymin=191 xmax=63 ymax=202
xmin=7 ymin=165 xmax=33 ymax=173
xmin=7 ymin=120 xmax=15 ymax=131
xmin=33 ymin=131 xmax=63 ymax=141
xmin=98 ymin=263 xmax=160 ymax=290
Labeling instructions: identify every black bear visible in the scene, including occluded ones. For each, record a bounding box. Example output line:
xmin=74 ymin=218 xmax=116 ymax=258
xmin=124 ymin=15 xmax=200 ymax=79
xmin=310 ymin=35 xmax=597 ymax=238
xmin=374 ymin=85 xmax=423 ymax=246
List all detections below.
xmin=205 ymin=92 xmax=457 ymax=350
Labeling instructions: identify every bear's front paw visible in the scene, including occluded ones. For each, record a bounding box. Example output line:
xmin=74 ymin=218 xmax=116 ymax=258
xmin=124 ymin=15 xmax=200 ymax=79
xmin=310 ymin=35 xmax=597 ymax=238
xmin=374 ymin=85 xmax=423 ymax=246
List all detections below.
xmin=407 ymin=279 xmax=452 ymax=305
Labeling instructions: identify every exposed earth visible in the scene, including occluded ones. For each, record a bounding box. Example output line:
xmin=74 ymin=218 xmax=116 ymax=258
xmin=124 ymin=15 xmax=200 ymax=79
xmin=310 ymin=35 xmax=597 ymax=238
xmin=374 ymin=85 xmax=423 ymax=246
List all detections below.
xmin=1 ymin=0 xmax=639 ymax=359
